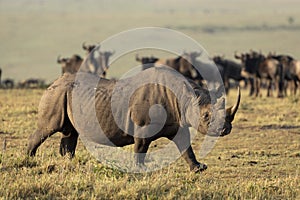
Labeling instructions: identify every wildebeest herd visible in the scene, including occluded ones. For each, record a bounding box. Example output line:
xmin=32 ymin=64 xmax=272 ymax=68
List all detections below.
xmin=2 ymin=42 xmax=299 ymax=172
xmin=52 ymin=42 xmax=300 ymax=97
xmin=0 ymin=71 xmax=45 ymax=89
xmin=1 ymin=43 xmax=299 ymax=97
xmin=137 ymin=50 xmax=300 ymax=98
xmin=235 ymin=51 xmax=300 ymax=97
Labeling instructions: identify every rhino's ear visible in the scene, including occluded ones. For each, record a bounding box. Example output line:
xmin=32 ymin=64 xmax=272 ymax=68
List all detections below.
xmin=182 ymin=81 xmax=193 ymax=94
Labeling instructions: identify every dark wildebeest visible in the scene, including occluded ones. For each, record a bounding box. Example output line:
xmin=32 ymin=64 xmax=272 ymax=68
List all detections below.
xmin=270 ymin=54 xmax=300 ymax=95
xmin=212 ymin=56 xmax=247 ymax=94
xmin=82 ymin=43 xmax=115 ymax=78
xmin=27 ymin=67 xmax=240 ymax=172
xmin=57 ymin=54 xmax=83 ymax=74
xmin=18 ymin=78 xmax=45 ymax=89
xmin=0 ymin=68 xmax=14 ymax=89
xmin=290 ymin=59 xmax=300 ymax=94
xmin=136 ymin=52 xmax=203 ymax=85
xmin=235 ymin=51 xmax=284 ymax=97
xmin=135 ymin=54 xmax=159 ymax=70
xmin=155 ymin=52 xmax=202 ymax=81
xmin=2 ymin=79 xmax=14 ymax=89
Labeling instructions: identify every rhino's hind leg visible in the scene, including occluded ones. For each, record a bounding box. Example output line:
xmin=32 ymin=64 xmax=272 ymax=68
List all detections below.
xmin=27 ymin=129 xmax=56 ymax=156
xmin=134 ymin=138 xmax=151 ymax=166
xmin=59 ymin=130 xmax=78 ymax=158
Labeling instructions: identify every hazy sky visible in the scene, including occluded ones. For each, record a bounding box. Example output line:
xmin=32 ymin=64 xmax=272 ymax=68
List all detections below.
xmin=0 ymin=0 xmax=299 ymax=82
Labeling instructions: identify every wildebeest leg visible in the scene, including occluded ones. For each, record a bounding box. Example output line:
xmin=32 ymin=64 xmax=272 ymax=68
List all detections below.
xmin=249 ymin=77 xmax=255 ymax=96
xmin=60 ymin=130 xmax=78 ymax=158
xmin=133 ymin=138 xmax=151 ymax=165
xmin=293 ymin=79 xmax=298 ymax=95
xmin=267 ymin=79 xmax=273 ymax=97
xmin=27 ymin=129 xmax=56 ymax=156
xmin=243 ymin=77 xmax=248 ymax=89
xmin=255 ymin=78 xmax=261 ymax=97
xmin=170 ymin=127 xmax=207 ymax=172
xmin=282 ymin=80 xmax=288 ymax=96
xmin=224 ymin=76 xmax=229 ymax=94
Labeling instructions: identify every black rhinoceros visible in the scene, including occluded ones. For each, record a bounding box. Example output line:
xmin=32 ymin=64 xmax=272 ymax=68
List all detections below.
xmin=27 ymin=66 xmax=240 ymax=172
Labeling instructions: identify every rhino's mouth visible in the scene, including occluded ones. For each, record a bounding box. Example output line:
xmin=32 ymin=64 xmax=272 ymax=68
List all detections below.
xmin=206 ymin=131 xmax=222 ymax=137
xmin=207 ymin=126 xmax=231 ymax=137
xmin=220 ymin=127 xmax=231 ymax=136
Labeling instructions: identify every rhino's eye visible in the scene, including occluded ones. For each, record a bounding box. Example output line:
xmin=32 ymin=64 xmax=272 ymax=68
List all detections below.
xmin=203 ymin=112 xmax=210 ymax=121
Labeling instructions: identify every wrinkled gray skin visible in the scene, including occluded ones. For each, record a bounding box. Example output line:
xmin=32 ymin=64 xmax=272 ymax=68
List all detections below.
xmin=27 ymin=67 xmax=240 ymax=172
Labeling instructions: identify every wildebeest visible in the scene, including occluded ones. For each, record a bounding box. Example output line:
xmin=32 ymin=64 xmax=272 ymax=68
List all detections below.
xmin=27 ymin=67 xmax=240 ymax=172
xmin=270 ymin=54 xmax=300 ymax=95
xmin=1 ymin=79 xmax=15 ymax=89
xmin=57 ymin=54 xmax=83 ymax=74
xmin=290 ymin=59 xmax=300 ymax=94
xmin=56 ymin=43 xmax=114 ymax=77
xmin=155 ymin=52 xmax=202 ymax=81
xmin=235 ymin=51 xmax=284 ymax=97
xmin=136 ymin=52 xmax=203 ymax=85
xmin=82 ymin=43 xmax=115 ymax=78
xmin=18 ymin=78 xmax=45 ymax=89
xmin=212 ymin=55 xmax=247 ymax=94
xmin=0 ymin=68 xmax=14 ymax=89
xmin=135 ymin=54 xmax=159 ymax=70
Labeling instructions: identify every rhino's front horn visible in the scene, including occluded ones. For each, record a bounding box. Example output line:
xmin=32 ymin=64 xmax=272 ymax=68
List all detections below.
xmin=226 ymin=87 xmax=241 ymax=122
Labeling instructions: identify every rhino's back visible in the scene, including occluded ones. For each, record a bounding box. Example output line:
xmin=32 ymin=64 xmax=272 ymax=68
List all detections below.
xmin=94 ymin=68 xmax=187 ymax=139
xmin=37 ymin=73 xmax=76 ymax=130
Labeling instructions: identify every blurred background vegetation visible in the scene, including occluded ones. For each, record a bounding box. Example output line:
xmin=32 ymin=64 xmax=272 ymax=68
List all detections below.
xmin=0 ymin=0 xmax=300 ymax=82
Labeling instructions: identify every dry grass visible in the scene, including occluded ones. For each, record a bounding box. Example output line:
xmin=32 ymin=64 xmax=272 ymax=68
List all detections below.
xmin=0 ymin=88 xmax=299 ymax=199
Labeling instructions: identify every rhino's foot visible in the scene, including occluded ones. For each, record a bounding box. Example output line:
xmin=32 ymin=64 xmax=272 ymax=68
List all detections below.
xmin=27 ymin=149 xmax=36 ymax=157
xmin=59 ymin=144 xmax=75 ymax=159
xmin=191 ymin=163 xmax=207 ymax=173
xmin=134 ymin=163 xmax=147 ymax=172
xmin=27 ymin=144 xmax=37 ymax=157
xmin=59 ymin=132 xmax=78 ymax=158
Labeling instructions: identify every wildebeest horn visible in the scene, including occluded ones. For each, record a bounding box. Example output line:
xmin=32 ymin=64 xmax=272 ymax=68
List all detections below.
xmin=57 ymin=55 xmax=62 ymax=63
xmin=226 ymin=87 xmax=241 ymax=121
xmin=136 ymin=54 xmax=141 ymax=62
xmin=82 ymin=42 xmax=88 ymax=50
xmin=234 ymin=51 xmax=241 ymax=59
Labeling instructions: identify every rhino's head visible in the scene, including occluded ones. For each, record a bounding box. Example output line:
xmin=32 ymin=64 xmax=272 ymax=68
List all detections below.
xmin=186 ymin=86 xmax=241 ymax=137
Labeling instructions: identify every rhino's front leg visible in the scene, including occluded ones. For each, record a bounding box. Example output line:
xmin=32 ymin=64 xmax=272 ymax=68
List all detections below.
xmin=59 ymin=131 xmax=78 ymax=158
xmin=181 ymin=146 xmax=207 ymax=172
xmin=133 ymin=138 xmax=151 ymax=166
xmin=170 ymin=127 xmax=207 ymax=172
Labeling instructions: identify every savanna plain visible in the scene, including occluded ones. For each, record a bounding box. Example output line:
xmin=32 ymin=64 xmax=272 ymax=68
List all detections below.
xmin=0 ymin=89 xmax=299 ymax=199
